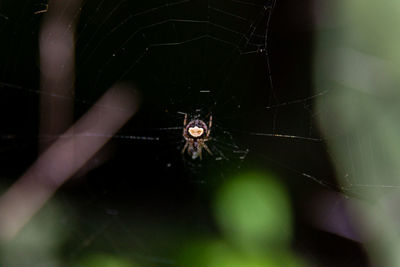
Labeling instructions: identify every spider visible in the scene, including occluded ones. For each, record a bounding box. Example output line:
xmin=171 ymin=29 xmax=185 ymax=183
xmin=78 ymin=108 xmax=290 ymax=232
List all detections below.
xmin=181 ymin=114 xmax=213 ymax=159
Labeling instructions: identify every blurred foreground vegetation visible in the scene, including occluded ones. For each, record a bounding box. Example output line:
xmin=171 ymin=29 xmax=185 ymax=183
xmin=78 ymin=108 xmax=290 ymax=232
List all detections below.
xmin=1 ymin=172 xmax=306 ymax=267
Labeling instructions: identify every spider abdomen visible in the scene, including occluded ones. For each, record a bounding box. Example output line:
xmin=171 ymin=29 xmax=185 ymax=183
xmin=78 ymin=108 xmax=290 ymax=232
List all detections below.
xmin=182 ymin=114 xmax=213 ymax=160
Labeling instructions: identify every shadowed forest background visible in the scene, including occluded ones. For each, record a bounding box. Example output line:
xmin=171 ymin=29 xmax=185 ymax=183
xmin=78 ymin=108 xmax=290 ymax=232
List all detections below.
xmin=2 ymin=0 xmax=397 ymax=266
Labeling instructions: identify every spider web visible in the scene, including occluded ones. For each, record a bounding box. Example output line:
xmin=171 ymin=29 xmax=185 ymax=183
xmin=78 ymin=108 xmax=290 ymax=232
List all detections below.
xmin=0 ymin=0 xmax=328 ymax=181
xmin=0 ymin=0 xmax=382 ymax=266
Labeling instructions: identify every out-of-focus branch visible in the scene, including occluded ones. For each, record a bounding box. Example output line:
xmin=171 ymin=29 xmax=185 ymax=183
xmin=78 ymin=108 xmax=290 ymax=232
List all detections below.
xmin=39 ymin=0 xmax=81 ymax=151
xmin=0 ymin=84 xmax=140 ymax=241
xmin=0 ymin=0 xmax=141 ymax=241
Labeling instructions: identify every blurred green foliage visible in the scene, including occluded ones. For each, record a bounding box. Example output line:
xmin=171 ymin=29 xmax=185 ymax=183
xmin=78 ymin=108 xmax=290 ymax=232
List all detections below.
xmin=314 ymin=0 xmax=400 ymax=266
xmin=0 ymin=202 xmax=68 ymax=267
xmin=76 ymin=254 xmax=137 ymax=267
xmin=0 ymin=174 xmax=305 ymax=267
xmin=214 ymin=172 xmax=292 ymax=249
xmin=180 ymin=239 xmax=303 ymax=267
xmin=179 ymin=172 xmax=305 ymax=267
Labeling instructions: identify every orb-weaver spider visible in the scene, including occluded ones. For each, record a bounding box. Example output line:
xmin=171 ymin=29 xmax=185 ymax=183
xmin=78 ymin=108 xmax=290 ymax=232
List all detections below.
xmin=181 ymin=114 xmax=213 ymax=160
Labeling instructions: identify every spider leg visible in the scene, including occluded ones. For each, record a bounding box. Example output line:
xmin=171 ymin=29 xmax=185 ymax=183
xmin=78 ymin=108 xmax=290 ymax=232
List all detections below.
xmin=182 ymin=113 xmax=187 ymax=135
xmin=206 ymin=115 xmax=212 ymax=138
xmin=183 ymin=114 xmax=187 ymax=126
xmin=182 ymin=114 xmax=190 ymax=155
xmin=199 ymin=146 xmax=203 ymax=160
xmin=202 ymin=142 xmax=213 ymax=155
xmin=181 ymin=142 xmax=189 ymax=154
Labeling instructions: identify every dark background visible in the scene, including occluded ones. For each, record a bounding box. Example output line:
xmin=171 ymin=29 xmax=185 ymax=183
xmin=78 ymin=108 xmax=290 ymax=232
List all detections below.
xmin=0 ymin=0 xmax=368 ymax=266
